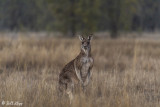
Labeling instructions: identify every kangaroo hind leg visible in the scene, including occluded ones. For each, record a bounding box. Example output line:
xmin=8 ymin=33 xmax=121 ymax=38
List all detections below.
xmin=66 ymin=82 xmax=74 ymax=104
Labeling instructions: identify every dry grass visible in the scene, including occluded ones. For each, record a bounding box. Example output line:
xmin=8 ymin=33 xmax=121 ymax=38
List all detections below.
xmin=0 ymin=36 xmax=160 ymax=107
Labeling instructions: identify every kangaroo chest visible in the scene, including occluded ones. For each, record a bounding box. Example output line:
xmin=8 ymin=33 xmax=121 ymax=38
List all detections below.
xmin=80 ymin=56 xmax=93 ymax=78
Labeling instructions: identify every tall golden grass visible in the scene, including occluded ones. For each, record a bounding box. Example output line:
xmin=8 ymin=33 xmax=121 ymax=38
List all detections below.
xmin=0 ymin=36 xmax=160 ymax=107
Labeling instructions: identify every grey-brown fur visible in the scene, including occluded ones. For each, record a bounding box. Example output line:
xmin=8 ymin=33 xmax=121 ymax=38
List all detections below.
xmin=58 ymin=35 xmax=94 ymax=103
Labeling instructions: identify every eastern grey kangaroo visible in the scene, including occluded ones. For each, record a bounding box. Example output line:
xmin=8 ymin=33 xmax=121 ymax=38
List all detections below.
xmin=58 ymin=35 xmax=94 ymax=103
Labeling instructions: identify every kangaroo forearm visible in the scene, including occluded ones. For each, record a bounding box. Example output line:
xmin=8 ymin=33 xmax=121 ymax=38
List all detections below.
xmin=76 ymin=69 xmax=83 ymax=83
xmin=74 ymin=62 xmax=83 ymax=83
xmin=83 ymin=71 xmax=91 ymax=86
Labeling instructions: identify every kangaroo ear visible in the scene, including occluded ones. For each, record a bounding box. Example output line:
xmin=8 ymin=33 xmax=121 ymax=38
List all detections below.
xmin=79 ymin=35 xmax=84 ymax=41
xmin=88 ymin=35 xmax=93 ymax=41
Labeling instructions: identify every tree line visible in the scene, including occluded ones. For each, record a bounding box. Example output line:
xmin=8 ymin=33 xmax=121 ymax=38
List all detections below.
xmin=0 ymin=0 xmax=160 ymax=37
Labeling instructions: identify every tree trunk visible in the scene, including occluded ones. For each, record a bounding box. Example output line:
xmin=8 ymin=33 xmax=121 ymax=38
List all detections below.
xmin=110 ymin=21 xmax=118 ymax=38
xmin=70 ymin=0 xmax=76 ymax=37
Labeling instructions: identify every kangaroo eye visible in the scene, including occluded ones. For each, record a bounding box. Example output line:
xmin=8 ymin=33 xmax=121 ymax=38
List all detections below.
xmin=82 ymin=42 xmax=84 ymax=44
xmin=87 ymin=42 xmax=90 ymax=44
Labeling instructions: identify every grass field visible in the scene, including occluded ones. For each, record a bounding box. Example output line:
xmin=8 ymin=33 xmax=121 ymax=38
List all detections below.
xmin=0 ymin=36 xmax=160 ymax=107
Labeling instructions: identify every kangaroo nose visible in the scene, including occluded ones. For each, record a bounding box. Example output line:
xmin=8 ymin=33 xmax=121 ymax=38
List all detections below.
xmin=83 ymin=42 xmax=87 ymax=46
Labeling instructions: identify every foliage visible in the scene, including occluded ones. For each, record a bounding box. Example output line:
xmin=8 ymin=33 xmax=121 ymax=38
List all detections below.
xmin=0 ymin=0 xmax=160 ymax=37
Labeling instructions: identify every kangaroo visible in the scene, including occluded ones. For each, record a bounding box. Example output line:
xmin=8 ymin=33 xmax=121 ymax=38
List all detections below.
xmin=58 ymin=35 xmax=94 ymax=103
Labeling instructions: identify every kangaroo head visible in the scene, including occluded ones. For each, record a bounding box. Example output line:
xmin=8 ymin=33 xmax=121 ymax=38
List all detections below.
xmin=79 ymin=35 xmax=93 ymax=55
